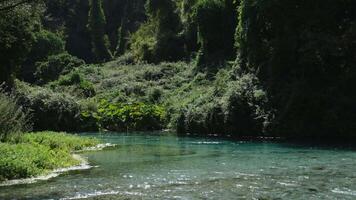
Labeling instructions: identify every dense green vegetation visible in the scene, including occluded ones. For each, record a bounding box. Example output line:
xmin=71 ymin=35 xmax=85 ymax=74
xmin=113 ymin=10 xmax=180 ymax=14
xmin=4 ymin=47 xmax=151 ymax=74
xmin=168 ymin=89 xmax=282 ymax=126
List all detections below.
xmin=1 ymin=0 xmax=356 ymax=140
xmin=0 ymin=89 xmax=30 ymax=142
xmin=0 ymin=132 xmax=99 ymax=181
xmin=0 ymin=87 xmax=99 ymax=181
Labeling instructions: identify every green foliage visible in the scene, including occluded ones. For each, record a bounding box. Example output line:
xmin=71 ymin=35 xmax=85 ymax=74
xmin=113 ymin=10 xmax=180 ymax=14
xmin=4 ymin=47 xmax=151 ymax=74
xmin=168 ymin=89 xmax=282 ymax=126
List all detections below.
xmin=0 ymin=131 xmax=99 ymax=181
xmin=34 ymin=53 xmax=85 ymax=85
xmin=99 ymin=100 xmax=165 ymax=131
xmin=15 ymin=82 xmax=82 ymax=132
xmin=20 ymin=132 xmax=100 ymax=151
xmin=148 ymin=87 xmax=163 ymax=103
xmin=130 ymin=22 xmax=157 ymax=62
xmin=179 ymin=0 xmax=199 ymax=56
xmin=237 ymin=0 xmax=356 ymax=136
xmin=54 ymin=71 xmax=96 ymax=98
xmin=57 ymin=72 xmax=83 ymax=86
xmin=88 ymin=0 xmax=113 ymax=62
xmin=112 ymin=0 xmax=145 ymax=57
xmin=164 ymin=65 xmax=269 ymax=137
xmin=0 ymin=2 xmax=41 ymax=88
xmin=49 ymin=0 xmax=94 ymax=63
xmin=0 ymin=143 xmax=72 ymax=181
xmin=0 ymin=89 xmax=31 ymax=142
xmin=30 ymin=30 xmax=65 ymax=61
xmin=82 ymin=100 xmax=166 ymax=131
xmin=195 ymin=0 xmax=237 ymax=69
xmin=130 ymin=0 xmax=184 ymax=63
xmin=79 ymin=99 xmax=101 ymax=131
xmin=20 ymin=30 xmax=66 ymax=83
xmin=1 ymin=0 xmax=355 ymax=139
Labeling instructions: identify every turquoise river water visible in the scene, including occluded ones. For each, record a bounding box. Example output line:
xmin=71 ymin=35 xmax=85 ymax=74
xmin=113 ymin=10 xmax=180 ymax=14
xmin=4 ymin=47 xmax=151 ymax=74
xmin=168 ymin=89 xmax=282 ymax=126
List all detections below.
xmin=1 ymin=133 xmax=356 ymax=200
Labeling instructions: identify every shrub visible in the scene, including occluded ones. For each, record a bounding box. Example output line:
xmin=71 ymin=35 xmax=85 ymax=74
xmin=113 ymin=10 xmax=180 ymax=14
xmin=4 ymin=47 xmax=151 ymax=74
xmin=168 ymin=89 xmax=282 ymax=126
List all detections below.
xmin=221 ymin=74 xmax=267 ymax=137
xmin=148 ymin=87 xmax=163 ymax=103
xmin=35 ymin=53 xmax=85 ymax=85
xmin=115 ymin=53 xmax=135 ymax=65
xmin=86 ymin=100 xmax=166 ymax=131
xmin=168 ymin=66 xmax=270 ymax=138
xmin=53 ymin=71 xmax=96 ymax=98
xmin=15 ymin=82 xmax=82 ymax=132
xmin=80 ymin=99 xmax=101 ymax=131
xmin=0 ymin=88 xmax=31 ymax=142
xmin=123 ymin=82 xmax=146 ymax=97
xmin=57 ymin=71 xmax=83 ymax=86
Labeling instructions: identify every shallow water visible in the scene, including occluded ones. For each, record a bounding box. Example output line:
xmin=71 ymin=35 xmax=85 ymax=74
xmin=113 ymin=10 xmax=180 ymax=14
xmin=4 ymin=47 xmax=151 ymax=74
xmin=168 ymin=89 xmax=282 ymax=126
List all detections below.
xmin=1 ymin=133 xmax=356 ymax=200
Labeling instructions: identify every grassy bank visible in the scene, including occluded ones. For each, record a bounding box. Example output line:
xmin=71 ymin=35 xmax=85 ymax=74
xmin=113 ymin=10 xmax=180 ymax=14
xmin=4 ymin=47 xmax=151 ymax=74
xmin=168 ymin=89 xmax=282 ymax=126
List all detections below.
xmin=0 ymin=132 xmax=99 ymax=182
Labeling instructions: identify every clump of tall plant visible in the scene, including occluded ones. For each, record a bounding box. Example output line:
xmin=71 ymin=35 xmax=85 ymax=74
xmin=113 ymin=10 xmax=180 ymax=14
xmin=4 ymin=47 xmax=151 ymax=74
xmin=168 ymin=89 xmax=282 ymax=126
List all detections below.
xmin=0 ymin=88 xmax=31 ymax=142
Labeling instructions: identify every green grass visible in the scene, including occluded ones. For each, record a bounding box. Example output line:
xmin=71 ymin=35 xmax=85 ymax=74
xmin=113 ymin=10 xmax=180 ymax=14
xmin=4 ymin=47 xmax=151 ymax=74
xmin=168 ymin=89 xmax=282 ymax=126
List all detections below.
xmin=0 ymin=131 xmax=100 ymax=182
xmin=19 ymin=132 xmax=100 ymax=151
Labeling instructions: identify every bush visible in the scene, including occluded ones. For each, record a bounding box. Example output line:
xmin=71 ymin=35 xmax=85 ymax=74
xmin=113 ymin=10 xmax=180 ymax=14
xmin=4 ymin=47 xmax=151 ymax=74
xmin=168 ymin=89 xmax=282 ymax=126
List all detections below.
xmin=15 ymin=82 xmax=82 ymax=132
xmin=83 ymin=100 xmax=166 ymax=131
xmin=53 ymin=71 xmax=96 ymax=98
xmin=115 ymin=53 xmax=135 ymax=65
xmin=221 ymin=74 xmax=268 ymax=137
xmin=148 ymin=87 xmax=163 ymax=103
xmin=57 ymin=71 xmax=83 ymax=86
xmin=79 ymin=99 xmax=101 ymax=131
xmin=0 ymin=88 xmax=31 ymax=142
xmin=168 ymin=66 xmax=270 ymax=138
xmin=35 ymin=53 xmax=85 ymax=85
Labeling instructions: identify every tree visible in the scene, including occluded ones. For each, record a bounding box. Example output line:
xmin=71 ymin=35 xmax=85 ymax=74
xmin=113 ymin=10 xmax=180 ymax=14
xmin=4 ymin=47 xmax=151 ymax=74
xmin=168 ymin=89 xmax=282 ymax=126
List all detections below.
xmin=0 ymin=1 xmax=42 ymax=88
xmin=19 ymin=30 xmax=65 ymax=83
xmin=195 ymin=0 xmax=237 ymax=71
xmin=130 ymin=0 xmax=184 ymax=63
xmin=88 ymin=0 xmax=112 ymax=63
xmin=0 ymin=0 xmax=41 ymax=12
xmin=237 ymin=0 xmax=356 ymax=137
xmin=179 ymin=0 xmax=199 ymax=57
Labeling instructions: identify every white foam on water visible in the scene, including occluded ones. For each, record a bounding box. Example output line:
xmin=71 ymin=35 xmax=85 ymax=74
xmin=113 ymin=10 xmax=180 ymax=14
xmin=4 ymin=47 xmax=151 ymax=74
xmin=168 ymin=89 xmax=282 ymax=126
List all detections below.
xmin=60 ymin=190 xmax=146 ymax=200
xmin=60 ymin=190 xmax=120 ymax=200
xmin=191 ymin=142 xmax=222 ymax=145
xmin=277 ymin=182 xmax=298 ymax=187
xmin=77 ymin=143 xmax=117 ymax=152
xmin=0 ymin=173 xmax=61 ymax=187
xmin=331 ymin=188 xmax=356 ymax=196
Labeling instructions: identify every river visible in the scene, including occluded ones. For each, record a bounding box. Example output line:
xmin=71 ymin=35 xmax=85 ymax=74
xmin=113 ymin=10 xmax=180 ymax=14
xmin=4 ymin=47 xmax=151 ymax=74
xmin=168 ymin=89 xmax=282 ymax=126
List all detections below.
xmin=1 ymin=132 xmax=356 ymax=199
